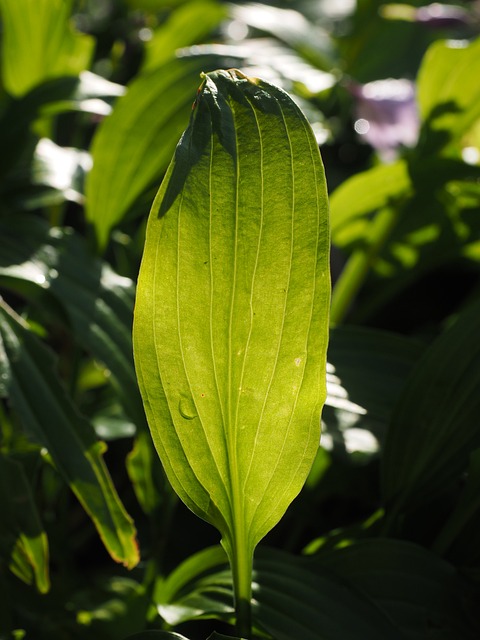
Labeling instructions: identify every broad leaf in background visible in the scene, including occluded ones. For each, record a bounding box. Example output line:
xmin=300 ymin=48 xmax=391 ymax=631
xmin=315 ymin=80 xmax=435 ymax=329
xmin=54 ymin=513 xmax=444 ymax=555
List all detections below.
xmin=381 ymin=298 xmax=480 ymax=521
xmin=133 ymin=69 xmax=330 ymax=632
xmin=253 ymin=548 xmax=403 ymax=640
xmin=0 ymin=301 xmax=139 ymax=570
xmin=86 ymin=55 xmax=224 ymax=250
xmin=0 ymin=0 xmax=93 ymax=97
xmin=315 ymin=538 xmax=480 ymax=640
xmin=0 ymin=453 xmax=49 ymax=593
xmin=154 ymin=545 xmax=404 ymax=639
xmin=142 ymin=0 xmax=226 ymax=72
xmin=433 ymin=448 xmax=480 ymax=562
xmin=0 ymin=215 xmax=144 ymax=430
xmin=417 ymin=35 xmax=480 ymax=155
xmin=323 ymin=327 xmax=423 ymax=460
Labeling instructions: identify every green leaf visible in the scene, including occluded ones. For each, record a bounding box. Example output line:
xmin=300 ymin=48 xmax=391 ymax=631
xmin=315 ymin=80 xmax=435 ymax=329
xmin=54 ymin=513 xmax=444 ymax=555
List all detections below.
xmin=0 ymin=0 xmax=94 ymax=97
xmin=381 ymin=298 xmax=480 ymax=515
xmin=315 ymin=539 xmax=480 ymax=640
xmin=0 ymin=215 xmax=145 ymax=430
xmin=86 ymin=55 xmax=224 ymax=250
xmin=155 ymin=546 xmax=232 ymax=626
xmin=142 ymin=1 xmax=226 ymax=72
xmin=252 ymin=548 xmax=404 ymax=640
xmin=0 ymin=453 xmax=49 ymax=593
xmin=155 ymin=545 xmax=404 ymax=639
xmin=323 ymin=327 xmax=423 ymax=460
xmin=417 ymin=36 xmax=480 ymax=153
xmin=124 ymin=633 xmax=191 ymax=640
xmin=433 ymin=448 xmax=480 ymax=556
xmin=0 ymin=301 xmax=139 ymax=569
xmin=329 ymin=160 xmax=411 ymax=250
xmin=134 ymin=69 xmax=330 ymax=629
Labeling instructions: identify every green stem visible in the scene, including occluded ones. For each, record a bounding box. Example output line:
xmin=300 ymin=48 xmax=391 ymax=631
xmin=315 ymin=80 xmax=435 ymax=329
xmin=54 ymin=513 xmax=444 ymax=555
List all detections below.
xmin=330 ymin=206 xmax=400 ymax=325
xmin=231 ymin=537 xmax=253 ymax=639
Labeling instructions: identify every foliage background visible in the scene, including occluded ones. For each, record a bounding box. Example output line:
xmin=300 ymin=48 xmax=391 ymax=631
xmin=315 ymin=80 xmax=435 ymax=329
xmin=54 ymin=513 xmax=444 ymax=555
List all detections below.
xmin=1 ymin=0 xmax=480 ymax=638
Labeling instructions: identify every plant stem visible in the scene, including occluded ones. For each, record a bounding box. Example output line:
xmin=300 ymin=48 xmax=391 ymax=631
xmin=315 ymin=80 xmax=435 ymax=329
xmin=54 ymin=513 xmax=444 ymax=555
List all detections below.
xmin=330 ymin=206 xmax=400 ymax=325
xmin=231 ymin=538 xmax=253 ymax=639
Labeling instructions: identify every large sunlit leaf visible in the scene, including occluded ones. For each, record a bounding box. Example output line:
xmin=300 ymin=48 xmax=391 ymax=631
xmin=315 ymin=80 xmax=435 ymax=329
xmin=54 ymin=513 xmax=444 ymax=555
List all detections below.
xmin=0 ymin=453 xmax=49 ymax=593
xmin=381 ymin=297 xmax=480 ymax=515
xmin=0 ymin=301 xmax=139 ymax=569
xmin=86 ymin=55 xmax=224 ymax=250
xmin=133 ymin=69 xmax=330 ymax=583
xmin=0 ymin=0 xmax=94 ymax=97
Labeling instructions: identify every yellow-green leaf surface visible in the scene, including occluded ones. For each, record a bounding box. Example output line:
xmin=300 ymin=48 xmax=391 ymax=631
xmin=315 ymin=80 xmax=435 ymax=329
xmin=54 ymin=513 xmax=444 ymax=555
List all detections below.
xmin=0 ymin=0 xmax=93 ymax=97
xmin=133 ymin=69 xmax=330 ymax=579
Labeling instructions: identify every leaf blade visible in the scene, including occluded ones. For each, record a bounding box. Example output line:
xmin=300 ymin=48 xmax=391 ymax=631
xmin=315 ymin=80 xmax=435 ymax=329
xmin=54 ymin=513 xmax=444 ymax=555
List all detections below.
xmin=133 ymin=70 xmax=330 ymax=557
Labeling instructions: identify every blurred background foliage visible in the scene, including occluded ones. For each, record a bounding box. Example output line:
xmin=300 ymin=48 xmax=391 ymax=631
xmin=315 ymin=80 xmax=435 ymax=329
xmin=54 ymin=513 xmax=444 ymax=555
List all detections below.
xmin=1 ymin=0 xmax=480 ymax=638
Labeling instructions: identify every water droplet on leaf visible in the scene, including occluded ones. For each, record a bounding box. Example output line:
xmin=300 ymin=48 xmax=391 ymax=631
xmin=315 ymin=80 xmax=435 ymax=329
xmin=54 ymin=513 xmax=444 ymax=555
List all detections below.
xmin=179 ymin=394 xmax=197 ymax=420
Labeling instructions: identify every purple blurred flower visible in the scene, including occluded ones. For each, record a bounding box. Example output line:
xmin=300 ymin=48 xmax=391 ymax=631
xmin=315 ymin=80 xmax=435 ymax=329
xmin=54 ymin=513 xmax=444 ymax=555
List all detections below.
xmin=381 ymin=3 xmax=474 ymax=30
xmin=416 ymin=3 xmax=472 ymax=29
xmin=348 ymin=78 xmax=419 ymax=161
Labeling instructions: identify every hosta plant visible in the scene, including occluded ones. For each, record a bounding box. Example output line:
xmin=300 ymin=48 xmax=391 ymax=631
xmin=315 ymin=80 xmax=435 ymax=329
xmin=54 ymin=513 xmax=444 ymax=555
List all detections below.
xmin=133 ymin=68 xmax=331 ymax=638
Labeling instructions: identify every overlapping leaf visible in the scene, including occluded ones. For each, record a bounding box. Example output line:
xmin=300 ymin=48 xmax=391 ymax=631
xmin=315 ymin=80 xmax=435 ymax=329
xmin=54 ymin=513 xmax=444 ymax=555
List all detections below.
xmin=0 ymin=301 xmax=139 ymax=569
xmin=381 ymin=297 xmax=480 ymax=513
xmin=0 ymin=215 xmax=144 ymax=428
xmin=133 ymin=69 xmax=330 ymax=569
xmin=86 ymin=55 xmax=225 ymax=249
xmin=0 ymin=453 xmax=49 ymax=593
xmin=417 ymin=36 xmax=480 ymax=153
xmin=315 ymin=538 xmax=480 ymax=640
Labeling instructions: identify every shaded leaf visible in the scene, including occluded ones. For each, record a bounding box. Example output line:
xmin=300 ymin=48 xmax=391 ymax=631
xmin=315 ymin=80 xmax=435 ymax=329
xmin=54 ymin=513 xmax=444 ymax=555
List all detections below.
xmin=156 ymin=546 xmax=232 ymax=625
xmin=315 ymin=538 xmax=480 ymax=640
xmin=124 ymin=633 xmax=192 ymax=640
xmin=381 ymin=298 xmax=480 ymax=513
xmin=323 ymin=326 xmax=423 ymax=460
xmin=329 ymin=160 xmax=411 ymax=250
xmin=0 ymin=453 xmax=49 ymax=593
xmin=417 ymin=36 xmax=480 ymax=153
xmin=0 ymin=301 xmax=139 ymax=569
xmin=155 ymin=545 xmax=404 ymax=639
xmin=253 ymin=547 xmax=404 ymax=640
xmin=0 ymin=215 xmax=145 ymax=430
xmin=86 ymin=55 xmax=225 ymax=249
xmin=433 ymin=448 xmax=480 ymax=556
xmin=133 ymin=69 xmax=330 ymax=578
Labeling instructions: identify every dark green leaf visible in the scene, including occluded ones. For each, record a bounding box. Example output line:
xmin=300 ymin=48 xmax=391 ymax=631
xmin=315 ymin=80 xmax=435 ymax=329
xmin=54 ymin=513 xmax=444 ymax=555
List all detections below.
xmin=252 ymin=547 xmax=404 ymax=640
xmin=324 ymin=326 xmax=423 ymax=460
xmin=86 ymin=55 xmax=225 ymax=249
xmin=0 ymin=453 xmax=49 ymax=593
xmin=315 ymin=538 xmax=480 ymax=640
xmin=0 ymin=215 xmax=145 ymax=430
xmin=0 ymin=301 xmax=139 ymax=569
xmin=382 ymin=298 xmax=480 ymax=513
